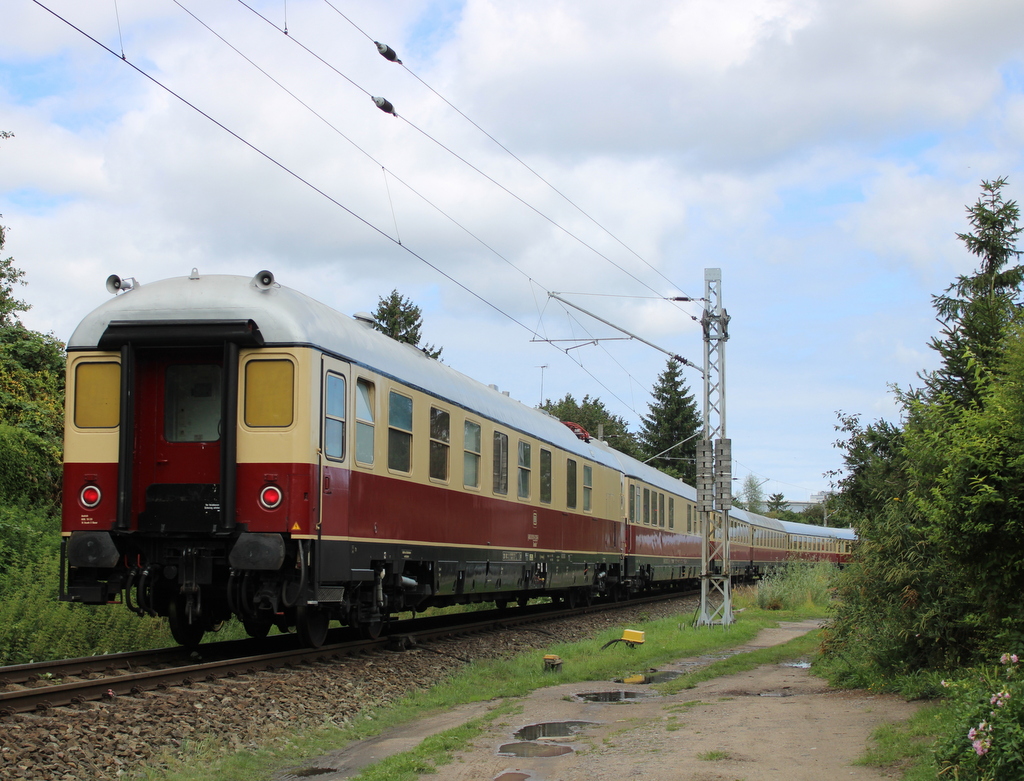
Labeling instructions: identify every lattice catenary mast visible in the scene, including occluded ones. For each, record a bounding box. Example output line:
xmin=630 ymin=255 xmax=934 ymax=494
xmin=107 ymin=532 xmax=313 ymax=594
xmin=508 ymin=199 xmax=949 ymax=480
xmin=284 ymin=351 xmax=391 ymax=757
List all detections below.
xmin=696 ymin=268 xmax=733 ymax=626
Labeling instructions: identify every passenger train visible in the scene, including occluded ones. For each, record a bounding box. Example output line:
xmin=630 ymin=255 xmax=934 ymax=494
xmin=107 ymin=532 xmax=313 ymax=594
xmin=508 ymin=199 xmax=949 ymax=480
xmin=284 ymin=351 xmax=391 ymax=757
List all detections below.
xmin=60 ymin=271 xmax=854 ymax=647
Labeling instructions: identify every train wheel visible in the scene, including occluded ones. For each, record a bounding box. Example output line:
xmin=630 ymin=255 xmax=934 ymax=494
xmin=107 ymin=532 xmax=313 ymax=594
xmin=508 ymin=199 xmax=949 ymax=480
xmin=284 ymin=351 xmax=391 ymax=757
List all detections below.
xmin=242 ymin=616 xmax=273 ymax=639
xmin=296 ymin=604 xmax=330 ymax=648
xmin=168 ymin=596 xmax=205 ymax=647
xmin=494 ymin=599 xmax=509 ymax=611
xmin=566 ymin=590 xmax=578 ymax=609
xmin=517 ymin=596 xmax=529 ymax=608
xmin=360 ymin=620 xmax=384 ymax=640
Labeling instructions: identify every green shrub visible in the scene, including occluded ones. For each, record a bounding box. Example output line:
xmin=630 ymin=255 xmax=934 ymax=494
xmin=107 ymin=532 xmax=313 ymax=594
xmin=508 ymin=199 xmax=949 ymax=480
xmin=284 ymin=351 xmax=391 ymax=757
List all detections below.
xmin=0 ymin=423 xmax=61 ymax=505
xmin=935 ymin=654 xmax=1024 ymax=779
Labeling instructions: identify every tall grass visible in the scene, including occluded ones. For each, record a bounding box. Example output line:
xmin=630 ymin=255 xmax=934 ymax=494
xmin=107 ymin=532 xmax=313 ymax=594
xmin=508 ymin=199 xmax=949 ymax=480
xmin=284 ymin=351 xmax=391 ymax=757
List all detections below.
xmin=754 ymin=560 xmax=837 ymax=612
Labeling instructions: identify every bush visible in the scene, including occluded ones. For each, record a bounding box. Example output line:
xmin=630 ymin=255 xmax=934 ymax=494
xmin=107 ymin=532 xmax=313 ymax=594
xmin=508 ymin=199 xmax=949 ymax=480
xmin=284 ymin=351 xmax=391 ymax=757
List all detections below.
xmin=0 ymin=424 xmax=61 ymax=505
xmin=935 ymin=654 xmax=1024 ymax=780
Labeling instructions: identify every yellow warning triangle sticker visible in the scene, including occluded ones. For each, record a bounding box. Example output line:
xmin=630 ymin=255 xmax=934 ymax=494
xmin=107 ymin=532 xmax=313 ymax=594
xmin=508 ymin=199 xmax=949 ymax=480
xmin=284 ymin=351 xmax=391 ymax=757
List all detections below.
xmin=291 ymin=522 xmax=301 ymax=532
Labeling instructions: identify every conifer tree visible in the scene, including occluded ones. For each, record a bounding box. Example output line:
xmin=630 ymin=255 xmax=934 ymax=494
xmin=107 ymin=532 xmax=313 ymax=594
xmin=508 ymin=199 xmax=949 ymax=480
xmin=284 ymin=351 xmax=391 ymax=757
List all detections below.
xmin=638 ymin=359 xmax=701 ymax=483
xmin=924 ymin=177 xmax=1024 ymax=406
xmin=540 ymin=393 xmax=640 ymax=459
xmin=371 ymin=289 xmax=443 ymax=359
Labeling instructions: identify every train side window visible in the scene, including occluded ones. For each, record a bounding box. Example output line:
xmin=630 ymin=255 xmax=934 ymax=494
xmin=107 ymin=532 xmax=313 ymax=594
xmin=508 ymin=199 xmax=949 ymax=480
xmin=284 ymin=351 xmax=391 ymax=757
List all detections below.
xmin=493 ymin=430 xmax=509 ymax=495
xmin=652 ymin=491 xmax=659 ymax=526
xmin=643 ymin=488 xmax=650 ymax=525
xmin=464 ymin=420 xmax=481 ymax=488
xmin=169 ymin=363 xmax=223 ymax=441
xmin=628 ymin=485 xmax=635 ymax=523
xmin=566 ymin=458 xmax=577 ymax=509
xmin=388 ymin=391 xmax=413 ymax=473
xmin=355 ymin=379 xmax=375 ymax=465
xmin=583 ymin=465 xmax=593 ymax=512
xmin=687 ymin=503 xmax=692 ymax=532
xmin=669 ymin=497 xmax=675 ymax=529
xmin=75 ymin=361 xmax=120 ymax=428
xmin=324 ymin=373 xmax=346 ymax=460
xmin=244 ymin=359 xmax=293 ymax=429
xmin=517 ymin=441 xmax=531 ymax=499
xmin=659 ymin=494 xmax=666 ymax=528
xmin=540 ymin=448 xmax=552 ymax=504
xmin=429 ymin=407 xmax=450 ymax=481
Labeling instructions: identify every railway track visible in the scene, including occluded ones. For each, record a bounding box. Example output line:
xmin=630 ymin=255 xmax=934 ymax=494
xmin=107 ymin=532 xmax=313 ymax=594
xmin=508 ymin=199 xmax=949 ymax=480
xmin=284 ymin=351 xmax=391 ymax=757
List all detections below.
xmin=0 ymin=590 xmax=693 ymax=716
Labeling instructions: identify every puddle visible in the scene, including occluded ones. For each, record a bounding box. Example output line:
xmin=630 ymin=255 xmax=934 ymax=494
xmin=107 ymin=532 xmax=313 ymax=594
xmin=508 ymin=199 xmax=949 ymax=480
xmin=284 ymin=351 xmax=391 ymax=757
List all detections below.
xmin=574 ymin=690 xmax=647 ymax=703
xmin=498 ymin=741 xmax=574 ymax=757
xmin=781 ymin=661 xmax=812 ymax=669
xmin=494 ymin=774 xmax=532 ymax=781
xmin=615 ymin=670 xmax=682 ymax=685
xmin=514 ymin=721 xmax=596 ymax=741
xmin=288 ymin=769 xmax=334 ymax=777
xmin=759 ymin=690 xmax=794 ymax=697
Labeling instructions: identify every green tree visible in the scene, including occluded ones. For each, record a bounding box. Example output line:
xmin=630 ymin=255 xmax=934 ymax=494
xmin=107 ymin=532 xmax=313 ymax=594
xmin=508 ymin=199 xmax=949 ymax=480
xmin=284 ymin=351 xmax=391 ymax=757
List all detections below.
xmin=637 ymin=358 xmax=701 ymax=483
xmin=733 ymin=474 xmax=767 ymax=515
xmin=540 ymin=392 xmax=640 ymax=459
xmin=766 ymin=492 xmax=787 ymax=514
xmin=0 ymin=130 xmax=65 ymax=492
xmin=923 ymin=177 xmax=1024 ymax=406
xmin=824 ymin=178 xmax=1024 ymax=676
xmin=371 ymin=289 xmax=442 ymax=359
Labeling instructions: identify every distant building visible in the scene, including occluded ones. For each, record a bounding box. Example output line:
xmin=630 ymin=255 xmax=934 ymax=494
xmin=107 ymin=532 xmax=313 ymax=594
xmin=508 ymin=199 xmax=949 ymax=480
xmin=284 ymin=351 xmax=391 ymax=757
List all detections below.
xmin=783 ymin=492 xmax=831 ymax=515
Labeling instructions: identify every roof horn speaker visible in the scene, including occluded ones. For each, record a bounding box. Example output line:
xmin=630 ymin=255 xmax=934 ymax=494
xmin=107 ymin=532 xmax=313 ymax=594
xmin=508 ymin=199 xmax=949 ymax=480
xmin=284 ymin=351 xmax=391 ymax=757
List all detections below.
xmin=253 ymin=270 xmax=276 ymax=289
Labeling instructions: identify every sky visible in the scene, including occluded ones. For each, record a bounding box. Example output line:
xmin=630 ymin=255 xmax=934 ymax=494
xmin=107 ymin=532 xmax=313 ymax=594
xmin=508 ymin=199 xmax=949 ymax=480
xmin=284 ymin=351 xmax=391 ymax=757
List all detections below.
xmin=3 ymin=0 xmax=1024 ymax=502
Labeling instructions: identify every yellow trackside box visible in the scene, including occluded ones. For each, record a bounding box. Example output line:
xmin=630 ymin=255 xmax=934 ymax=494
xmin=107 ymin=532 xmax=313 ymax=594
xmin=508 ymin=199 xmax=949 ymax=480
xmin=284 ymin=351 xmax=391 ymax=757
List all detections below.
xmin=622 ymin=629 xmax=645 ymax=645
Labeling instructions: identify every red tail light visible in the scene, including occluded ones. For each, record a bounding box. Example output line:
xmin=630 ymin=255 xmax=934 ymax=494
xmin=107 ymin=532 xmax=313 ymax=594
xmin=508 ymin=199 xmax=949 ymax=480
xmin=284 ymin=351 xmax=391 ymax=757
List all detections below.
xmin=80 ymin=485 xmax=102 ymax=509
xmin=260 ymin=485 xmax=282 ymax=509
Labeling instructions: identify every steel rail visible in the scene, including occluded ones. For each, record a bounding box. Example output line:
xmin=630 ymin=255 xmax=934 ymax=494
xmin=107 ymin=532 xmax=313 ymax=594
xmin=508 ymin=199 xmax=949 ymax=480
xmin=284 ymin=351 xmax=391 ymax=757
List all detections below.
xmin=0 ymin=589 xmax=694 ymax=716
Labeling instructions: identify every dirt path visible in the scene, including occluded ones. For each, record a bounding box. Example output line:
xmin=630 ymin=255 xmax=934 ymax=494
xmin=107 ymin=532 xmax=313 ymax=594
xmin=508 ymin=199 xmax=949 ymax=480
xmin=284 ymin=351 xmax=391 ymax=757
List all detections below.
xmin=278 ymin=620 xmax=922 ymax=781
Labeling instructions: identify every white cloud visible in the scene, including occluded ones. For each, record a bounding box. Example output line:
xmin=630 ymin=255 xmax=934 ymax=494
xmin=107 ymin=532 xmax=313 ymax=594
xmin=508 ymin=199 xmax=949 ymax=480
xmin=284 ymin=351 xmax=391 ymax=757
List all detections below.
xmin=4 ymin=0 xmax=1024 ymax=498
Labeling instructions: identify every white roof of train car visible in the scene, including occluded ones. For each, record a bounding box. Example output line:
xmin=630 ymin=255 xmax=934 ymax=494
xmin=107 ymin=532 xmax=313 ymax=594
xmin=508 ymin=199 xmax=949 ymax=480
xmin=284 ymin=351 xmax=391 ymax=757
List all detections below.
xmin=69 ymin=272 xmax=814 ymax=536
xmin=69 ymin=273 xmax=629 ymax=470
xmin=778 ymin=519 xmax=856 ymax=539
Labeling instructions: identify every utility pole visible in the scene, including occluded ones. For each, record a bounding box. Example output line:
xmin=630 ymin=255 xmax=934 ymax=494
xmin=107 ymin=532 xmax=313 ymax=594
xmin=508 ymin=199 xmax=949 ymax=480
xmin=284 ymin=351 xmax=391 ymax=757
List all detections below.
xmin=697 ymin=268 xmax=733 ymax=627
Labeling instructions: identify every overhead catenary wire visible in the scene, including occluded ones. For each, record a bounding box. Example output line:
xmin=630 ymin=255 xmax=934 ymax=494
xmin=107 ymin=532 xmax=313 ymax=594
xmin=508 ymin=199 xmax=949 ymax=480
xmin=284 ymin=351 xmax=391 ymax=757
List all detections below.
xmin=318 ymin=0 xmax=699 ymax=306
xmin=30 ymin=0 xmax=536 ymax=340
xmin=233 ymin=0 xmax=693 ymax=307
xmin=38 ymin=0 xmax=687 ymax=421
xmin=171 ymin=0 xmax=662 ymax=399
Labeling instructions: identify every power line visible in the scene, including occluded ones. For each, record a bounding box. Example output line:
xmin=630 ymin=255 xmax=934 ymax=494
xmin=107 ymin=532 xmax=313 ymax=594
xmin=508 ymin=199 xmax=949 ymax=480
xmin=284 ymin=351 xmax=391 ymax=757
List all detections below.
xmin=31 ymin=0 xmax=535 ymax=338
xmin=318 ymin=0 xmax=699 ymax=306
xmin=233 ymin=0 xmax=692 ymax=305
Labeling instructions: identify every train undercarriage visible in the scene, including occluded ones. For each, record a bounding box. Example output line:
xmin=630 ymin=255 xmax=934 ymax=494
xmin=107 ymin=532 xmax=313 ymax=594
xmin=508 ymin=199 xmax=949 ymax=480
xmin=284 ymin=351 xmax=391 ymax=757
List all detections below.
xmin=63 ymin=530 xmax=679 ymax=648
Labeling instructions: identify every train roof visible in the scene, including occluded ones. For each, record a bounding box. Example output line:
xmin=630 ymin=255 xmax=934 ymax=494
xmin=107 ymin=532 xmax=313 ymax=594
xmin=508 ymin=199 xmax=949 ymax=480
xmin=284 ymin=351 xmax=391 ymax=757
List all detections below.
xmin=69 ymin=272 xmax=828 ymax=537
xmin=777 ymin=520 xmax=856 ymax=540
xmin=69 ymin=272 xmax=632 ymax=470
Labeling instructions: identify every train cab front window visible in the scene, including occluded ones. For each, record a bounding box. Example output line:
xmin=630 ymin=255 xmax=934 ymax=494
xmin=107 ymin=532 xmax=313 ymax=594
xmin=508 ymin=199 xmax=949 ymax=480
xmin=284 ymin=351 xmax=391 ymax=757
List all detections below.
xmin=74 ymin=361 xmax=120 ymax=428
xmin=166 ymin=364 xmax=222 ymax=442
xmin=244 ymin=359 xmax=294 ymax=428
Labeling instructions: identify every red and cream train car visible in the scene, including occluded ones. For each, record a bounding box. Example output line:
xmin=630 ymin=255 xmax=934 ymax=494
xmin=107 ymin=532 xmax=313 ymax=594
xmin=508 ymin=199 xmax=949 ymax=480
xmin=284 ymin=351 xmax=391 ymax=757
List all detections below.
xmin=61 ymin=271 xmax=854 ymax=647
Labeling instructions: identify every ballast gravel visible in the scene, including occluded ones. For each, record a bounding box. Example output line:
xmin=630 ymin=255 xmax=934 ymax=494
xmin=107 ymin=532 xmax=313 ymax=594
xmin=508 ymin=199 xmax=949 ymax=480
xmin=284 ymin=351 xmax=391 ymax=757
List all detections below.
xmin=0 ymin=598 xmax=695 ymax=780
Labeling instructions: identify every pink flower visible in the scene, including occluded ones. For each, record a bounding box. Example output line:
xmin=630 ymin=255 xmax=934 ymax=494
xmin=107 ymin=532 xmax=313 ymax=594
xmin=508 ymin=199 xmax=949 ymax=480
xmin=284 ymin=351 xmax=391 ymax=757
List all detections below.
xmin=973 ymin=739 xmax=991 ymax=756
xmin=969 ymin=727 xmax=978 ymax=740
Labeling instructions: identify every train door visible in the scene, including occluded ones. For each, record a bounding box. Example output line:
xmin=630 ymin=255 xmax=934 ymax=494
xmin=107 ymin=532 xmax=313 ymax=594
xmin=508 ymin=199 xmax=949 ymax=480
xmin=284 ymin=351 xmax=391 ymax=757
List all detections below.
xmin=132 ymin=347 xmax=224 ymax=532
xmin=318 ymin=355 xmax=351 ymax=562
